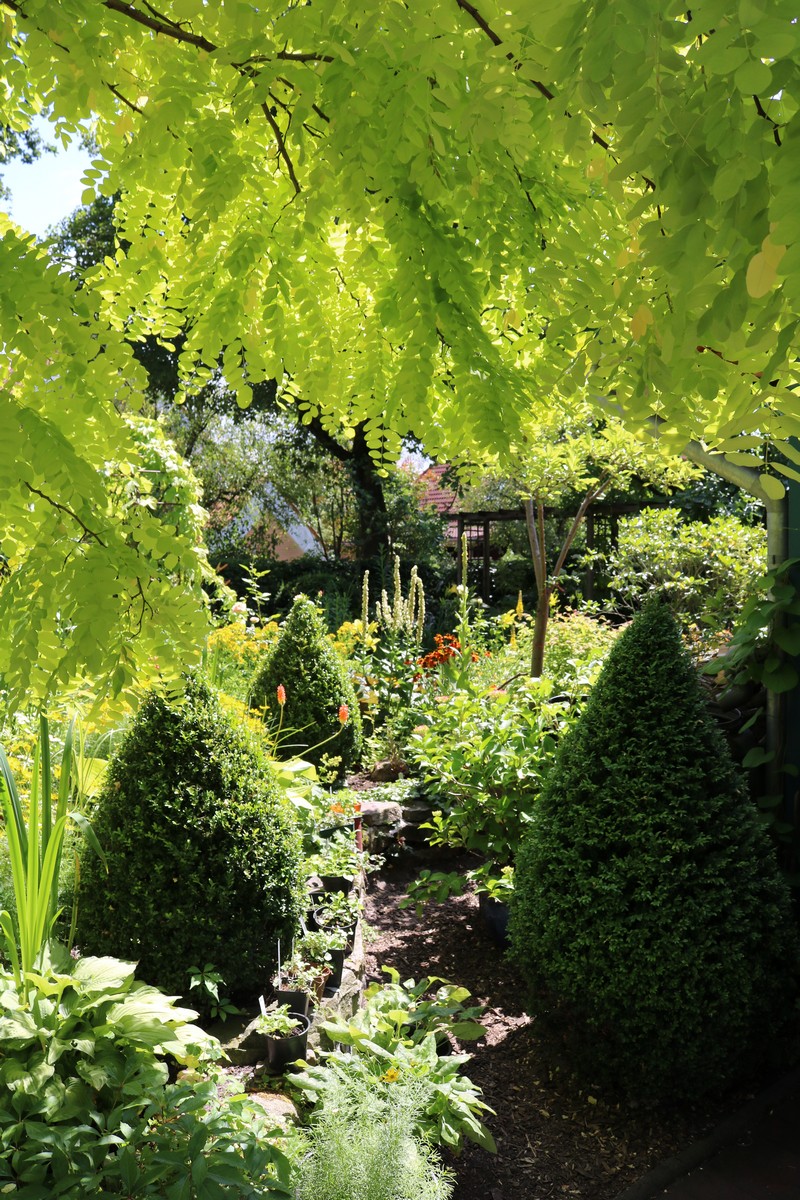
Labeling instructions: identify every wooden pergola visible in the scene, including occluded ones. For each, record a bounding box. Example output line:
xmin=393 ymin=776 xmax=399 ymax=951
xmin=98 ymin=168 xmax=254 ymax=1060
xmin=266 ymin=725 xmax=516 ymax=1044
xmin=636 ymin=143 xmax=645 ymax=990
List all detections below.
xmin=451 ymin=502 xmax=670 ymax=601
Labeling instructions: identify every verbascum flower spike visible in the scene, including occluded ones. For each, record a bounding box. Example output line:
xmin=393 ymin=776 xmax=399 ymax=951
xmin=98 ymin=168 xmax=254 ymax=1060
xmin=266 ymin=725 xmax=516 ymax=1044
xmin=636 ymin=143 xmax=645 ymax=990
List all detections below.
xmin=361 ymin=570 xmax=370 ymax=631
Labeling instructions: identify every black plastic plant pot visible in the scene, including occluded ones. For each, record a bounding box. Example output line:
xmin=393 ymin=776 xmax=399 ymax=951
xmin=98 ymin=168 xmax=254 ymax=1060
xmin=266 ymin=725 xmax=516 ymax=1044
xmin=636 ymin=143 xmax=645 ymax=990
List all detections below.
xmin=318 ymin=820 xmax=356 ymax=839
xmin=478 ymin=892 xmax=510 ymax=948
xmin=265 ymin=1013 xmax=311 ymax=1073
xmin=319 ymin=874 xmax=353 ymax=894
xmin=304 ymin=908 xmax=320 ymax=933
xmin=273 ymin=988 xmax=310 ymax=1017
xmin=312 ymin=911 xmax=357 ymax=949
xmin=324 ymin=947 xmax=346 ymax=991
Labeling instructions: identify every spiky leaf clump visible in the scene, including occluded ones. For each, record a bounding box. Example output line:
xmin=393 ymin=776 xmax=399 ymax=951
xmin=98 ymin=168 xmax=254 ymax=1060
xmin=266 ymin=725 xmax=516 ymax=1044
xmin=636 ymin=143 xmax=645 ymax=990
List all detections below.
xmin=77 ymin=675 xmax=303 ymax=1003
xmin=251 ymin=595 xmax=362 ymax=778
xmin=509 ymin=599 xmax=798 ymax=1101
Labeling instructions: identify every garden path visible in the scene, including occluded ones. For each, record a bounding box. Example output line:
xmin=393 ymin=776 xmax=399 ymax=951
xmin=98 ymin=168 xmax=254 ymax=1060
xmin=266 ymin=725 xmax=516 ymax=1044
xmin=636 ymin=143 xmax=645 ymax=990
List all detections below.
xmin=363 ymin=858 xmax=798 ymax=1200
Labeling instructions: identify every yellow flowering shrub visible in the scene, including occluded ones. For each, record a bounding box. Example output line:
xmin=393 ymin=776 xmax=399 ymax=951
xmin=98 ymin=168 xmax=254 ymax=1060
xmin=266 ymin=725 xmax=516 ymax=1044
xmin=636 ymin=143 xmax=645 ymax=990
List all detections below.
xmin=216 ymin=692 xmax=267 ymax=741
xmin=207 ymin=618 xmax=282 ymax=701
xmin=208 ymin=619 xmax=281 ymax=667
xmin=330 ymin=619 xmax=378 ymax=659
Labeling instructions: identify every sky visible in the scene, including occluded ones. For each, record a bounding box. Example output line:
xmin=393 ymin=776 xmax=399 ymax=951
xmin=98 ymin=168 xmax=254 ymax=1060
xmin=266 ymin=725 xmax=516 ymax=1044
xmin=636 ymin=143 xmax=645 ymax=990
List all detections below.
xmin=1 ymin=134 xmax=92 ymax=237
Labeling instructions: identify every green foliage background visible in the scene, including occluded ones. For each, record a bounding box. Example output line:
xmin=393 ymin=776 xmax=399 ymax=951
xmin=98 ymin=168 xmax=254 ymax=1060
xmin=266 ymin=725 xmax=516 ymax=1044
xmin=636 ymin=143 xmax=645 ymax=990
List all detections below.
xmin=509 ymin=599 xmax=798 ymax=1101
xmin=602 ymin=508 xmax=765 ymax=629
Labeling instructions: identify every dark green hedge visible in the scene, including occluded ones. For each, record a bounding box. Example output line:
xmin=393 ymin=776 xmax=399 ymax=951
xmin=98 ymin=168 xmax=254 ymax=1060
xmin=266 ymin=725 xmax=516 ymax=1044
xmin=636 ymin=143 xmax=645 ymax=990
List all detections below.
xmin=212 ymin=554 xmax=453 ymax=632
xmin=250 ymin=595 xmax=362 ymax=778
xmin=76 ymin=675 xmax=304 ymax=1005
xmin=509 ymin=598 xmax=798 ymax=1101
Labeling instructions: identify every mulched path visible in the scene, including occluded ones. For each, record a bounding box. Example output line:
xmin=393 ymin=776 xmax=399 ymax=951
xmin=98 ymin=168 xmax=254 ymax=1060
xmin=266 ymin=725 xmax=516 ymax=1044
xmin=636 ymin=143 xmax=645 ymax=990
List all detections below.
xmin=362 ymin=858 xmax=778 ymax=1200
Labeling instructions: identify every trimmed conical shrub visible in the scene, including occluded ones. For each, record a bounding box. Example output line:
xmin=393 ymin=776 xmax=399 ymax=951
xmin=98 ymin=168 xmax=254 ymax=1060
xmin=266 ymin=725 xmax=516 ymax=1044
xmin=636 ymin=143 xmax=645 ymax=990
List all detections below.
xmin=509 ymin=598 xmax=798 ymax=1101
xmin=77 ymin=675 xmax=304 ymax=1004
xmin=250 ymin=595 xmax=362 ymax=778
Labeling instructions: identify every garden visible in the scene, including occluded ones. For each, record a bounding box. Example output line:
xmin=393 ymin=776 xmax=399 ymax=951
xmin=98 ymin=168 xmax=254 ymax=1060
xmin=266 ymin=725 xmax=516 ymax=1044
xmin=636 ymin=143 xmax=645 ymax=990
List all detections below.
xmin=3 ymin=2 xmax=800 ymax=1198
xmin=2 ymin=528 xmax=799 ymax=1199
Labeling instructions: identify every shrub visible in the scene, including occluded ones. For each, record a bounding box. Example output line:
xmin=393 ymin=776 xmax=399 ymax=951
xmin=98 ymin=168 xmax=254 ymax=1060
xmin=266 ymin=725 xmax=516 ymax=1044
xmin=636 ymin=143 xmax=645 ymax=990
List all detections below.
xmin=509 ymin=598 xmax=799 ymax=1102
xmin=602 ymin=507 xmax=765 ymax=630
xmin=251 ymin=595 xmax=362 ymax=777
xmin=76 ymin=675 xmax=304 ymax=1003
xmin=406 ymin=679 xmax=579 ymax=871
xmin=540 ymin=609 xmax=620 ymax=685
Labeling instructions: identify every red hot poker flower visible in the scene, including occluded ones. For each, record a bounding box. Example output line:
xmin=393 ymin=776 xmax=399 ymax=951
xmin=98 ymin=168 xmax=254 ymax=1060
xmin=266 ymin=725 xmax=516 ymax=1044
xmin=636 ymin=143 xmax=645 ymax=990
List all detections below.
xmin=338 ymin=704 xmax=349 ymax=724
xmin=276 ymin=685 xmax=286 ymax=706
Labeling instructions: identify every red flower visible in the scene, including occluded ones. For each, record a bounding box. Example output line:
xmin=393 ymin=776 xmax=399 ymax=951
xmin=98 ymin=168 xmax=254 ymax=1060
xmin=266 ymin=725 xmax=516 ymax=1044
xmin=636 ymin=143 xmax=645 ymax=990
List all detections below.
xmin=338 ymin=704 xmax=349 ymax=724
xmin=276 ymin=684 xmax=286 ymax=706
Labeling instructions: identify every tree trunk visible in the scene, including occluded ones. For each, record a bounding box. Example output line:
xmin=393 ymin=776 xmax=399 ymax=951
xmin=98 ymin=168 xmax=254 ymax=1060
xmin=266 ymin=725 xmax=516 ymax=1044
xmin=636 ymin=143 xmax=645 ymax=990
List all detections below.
xmin=304 ymin=416 xmax=388 ymax=560
xmin=530 ymin=586 xmax=551 ymax=677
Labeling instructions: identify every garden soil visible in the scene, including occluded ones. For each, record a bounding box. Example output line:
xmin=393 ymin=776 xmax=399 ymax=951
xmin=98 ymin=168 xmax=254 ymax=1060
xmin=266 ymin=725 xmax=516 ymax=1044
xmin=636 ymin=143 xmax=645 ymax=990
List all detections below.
xmin=362 ymin=858 xmax=785 ymax=1200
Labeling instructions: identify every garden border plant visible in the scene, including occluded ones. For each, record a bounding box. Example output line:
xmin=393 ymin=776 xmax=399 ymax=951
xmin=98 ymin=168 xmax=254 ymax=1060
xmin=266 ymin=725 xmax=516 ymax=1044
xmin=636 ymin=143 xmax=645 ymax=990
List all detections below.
xmin=509 ymin=597 xmax=800 ymax=1102
xmin=76 ymin=674 xmax=304 ymax=1006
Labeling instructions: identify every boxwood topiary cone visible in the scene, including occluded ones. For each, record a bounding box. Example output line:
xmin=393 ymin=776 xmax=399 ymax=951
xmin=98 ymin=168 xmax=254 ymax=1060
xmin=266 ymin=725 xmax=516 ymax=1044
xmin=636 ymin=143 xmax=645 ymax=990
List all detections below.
xmin=250 ymin=594 xmax=362 ymax=778
xmin=76 ymin=675 xmax=304 ymax=1005
xmin=509 ymin=597 xmax=799 ymax=1102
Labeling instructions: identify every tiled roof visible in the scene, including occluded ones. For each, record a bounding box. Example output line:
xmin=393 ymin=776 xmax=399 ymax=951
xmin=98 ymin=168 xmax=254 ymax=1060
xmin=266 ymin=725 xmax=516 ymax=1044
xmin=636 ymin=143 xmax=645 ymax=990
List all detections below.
xmin=417 ymin=464 xmax=459 ymax=515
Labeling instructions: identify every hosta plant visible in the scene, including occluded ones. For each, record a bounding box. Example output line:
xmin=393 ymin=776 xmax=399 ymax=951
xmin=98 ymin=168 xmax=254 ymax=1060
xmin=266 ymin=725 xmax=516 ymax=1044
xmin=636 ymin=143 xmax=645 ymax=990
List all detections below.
xmin=0 ymin=945 xmax=293 ymax=1197
xmin=321 ymin=967 xmax=486 ymax=1049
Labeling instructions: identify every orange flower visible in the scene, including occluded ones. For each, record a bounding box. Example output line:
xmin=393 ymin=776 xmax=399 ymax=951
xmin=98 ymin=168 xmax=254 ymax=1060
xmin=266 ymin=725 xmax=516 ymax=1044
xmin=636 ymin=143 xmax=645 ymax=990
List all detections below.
xmin=276 ymin=685 xmax=286 ymax=706
xmin=329 ymin=802 xmax=345 ymax=814
xmin=338 ymin=704 xmax=349 ymax=724
xmin=353 ymin=799 xmax=361 ymax=814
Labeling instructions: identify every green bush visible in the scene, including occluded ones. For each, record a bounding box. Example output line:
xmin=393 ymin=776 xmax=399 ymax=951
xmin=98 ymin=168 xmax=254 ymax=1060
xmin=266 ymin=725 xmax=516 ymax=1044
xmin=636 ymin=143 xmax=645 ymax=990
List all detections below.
xmin=602 ymin=507 xmax=765 ymax=629
xmin=509 ymin=599 xmax=798 ymax=1102
xmin=76 ymin=675 xmax=303 ymax=1003
xmin=251 ymin=595 xmax=362 ymax=777
xmin=406 ymin=678 xmax=579 ymax=871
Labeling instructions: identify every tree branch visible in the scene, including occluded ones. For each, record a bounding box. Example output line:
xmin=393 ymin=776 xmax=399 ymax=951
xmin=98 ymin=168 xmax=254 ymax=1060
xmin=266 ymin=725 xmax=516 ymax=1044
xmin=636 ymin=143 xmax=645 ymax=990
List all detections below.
xmin=103 ymin=2 xmax=333 ymax=65
xmin=753 ymin=94 xmax=782 ymax=147
xmin=453 ymin=0 xmax=554 ymax=100
xmin=24 ymin=484 xmax=107 ymax=546
xmin=103 ymin=0 xmax=216 ymax=50
xmin=552 ymin=474 xmax=609 ymax=579
xmin=455 ymin=0 xmax=656 ymax=191
xmin=261 ymin=101 xmax=301 ymax=194
xmin=523 ymin=498 xmax=545 ymax=592
xmin=106 ymin=82 xmax=145 ymax=114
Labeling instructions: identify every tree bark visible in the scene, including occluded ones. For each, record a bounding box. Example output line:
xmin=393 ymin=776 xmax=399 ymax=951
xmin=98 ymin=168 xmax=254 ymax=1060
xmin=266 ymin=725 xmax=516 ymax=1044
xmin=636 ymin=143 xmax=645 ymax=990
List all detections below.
xmin=303 ymin=417 xmax=388 ymax=560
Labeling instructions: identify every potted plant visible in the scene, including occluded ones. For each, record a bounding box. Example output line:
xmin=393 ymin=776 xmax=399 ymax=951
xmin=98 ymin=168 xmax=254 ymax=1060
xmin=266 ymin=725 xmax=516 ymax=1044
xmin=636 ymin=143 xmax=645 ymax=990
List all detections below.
xmin=297 ymin=928 xmax=349 ymax=992
xmin=256 ymin=1004 xmax=311 ymax=1072
xmin=305 ymin=831 xmax=362 ymax=894
xmin=274 ymin=952 xmax=330 ymax=1012
xmin=312 ymin=890 xmax=361 ymax=949
xmin=474 ymin=865 xmax=515 ymax=948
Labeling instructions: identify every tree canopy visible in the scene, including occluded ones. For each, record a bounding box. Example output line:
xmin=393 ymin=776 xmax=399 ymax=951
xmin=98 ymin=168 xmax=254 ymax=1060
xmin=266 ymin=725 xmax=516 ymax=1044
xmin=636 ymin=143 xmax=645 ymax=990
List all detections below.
xmin=2 ymin=0 xmax=799 ymax=705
